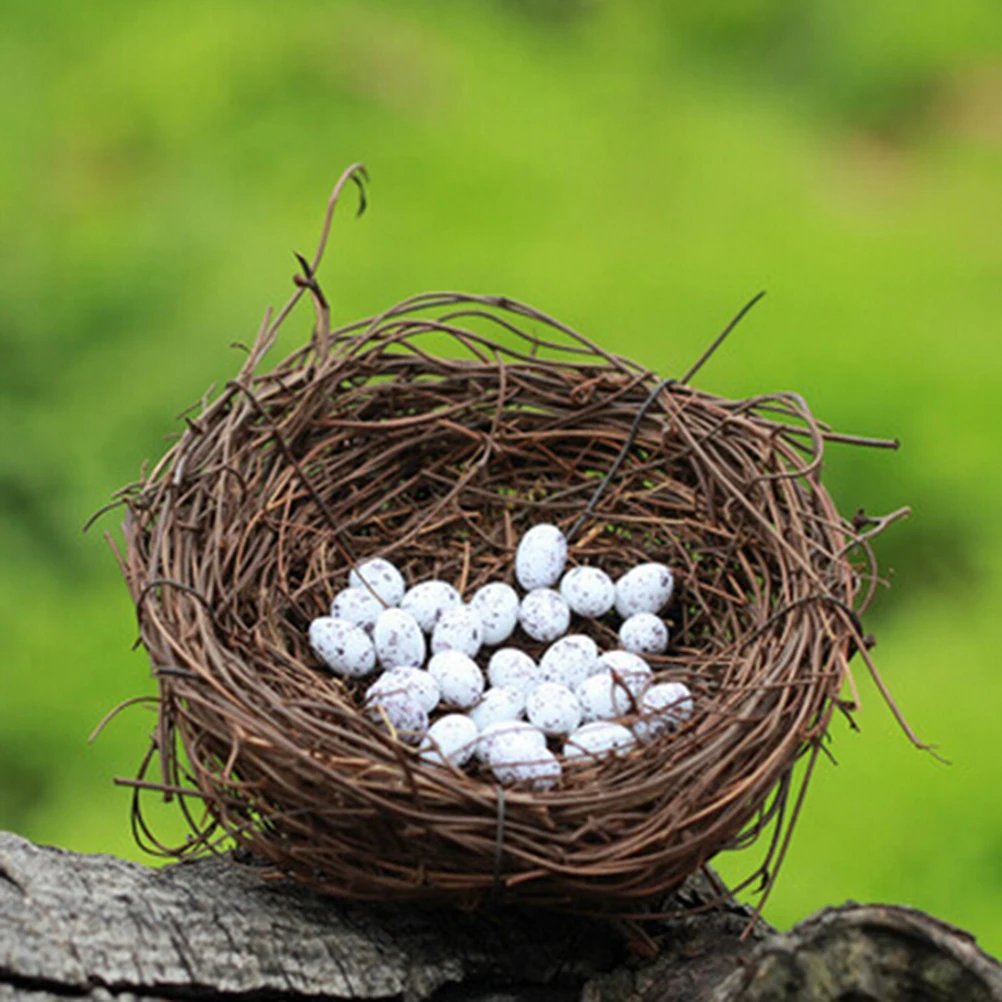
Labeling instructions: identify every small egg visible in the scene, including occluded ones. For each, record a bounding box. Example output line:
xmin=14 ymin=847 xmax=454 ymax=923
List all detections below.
xmin=365 ymin=688 xmax=428 ymax=743
xmin=431 ymin=605 xmax=484 ymax=658
xmin=349 ymin=558 xmax=406 ymax=607
xmin=486 ymin=648 xmax=539 ymax=695
xmin=329 ymin=586 xmax=383 ymax=635
xmin=618 ymin=612 xmax=670 ymax=655
xmin=308 ymin=616 xmax=377 ymax=677
xmin=563 ymin=721 xmax=637 ymax=761
xmin=400 ymin=580 xmax=461 ymax=634
xmin=365 ymin=667 xmax=441 ymax=714
xmin=477 ymin=719 xmax=547 ymax=763
xmin=467 ymin=686 xmax=526 ymax=730
xmin=469 ymin=582 xmax=520 ymax=646
xmin=526 ymin=681 xmax=583 ymax=736
xmin=574 ymin=671 xmax=626 ymax=722
xmin=515 ymin=523 xmax=568 ymax=590
xmin=490 ymin=743 xmax=562 ymax=791
xmin=559 ymin=566 xmax=616 ymax=618
xmin=519 ymin=588 xmax=571 ymax=643
xmin=539 ymin=634 xmax=600 ymax=689
xmin=614 ymin=562 xmax=674 ymax=619
xmin=373 ymin=608 xmax=426 ymax=669
xmin=633 ymin=682 xmax=694 ymax=743
xmin=597 ymin=650 xmax=652 ymax=698
xmin=419 ymin=713 xmax=480 ymax=768
xmin=427 ymin=650 xmax=486 ymax=709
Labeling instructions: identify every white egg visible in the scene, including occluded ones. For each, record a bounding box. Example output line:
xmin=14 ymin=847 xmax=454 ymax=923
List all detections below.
xmin=633 ymin=682 xmax=694 ymax=743
xmin=515 ymin=523 xmax=568 ymax=590
xmin=476 ymin=719 xmax=547 ymax=763
xmin=614 ymin=562 xmax=674 ymax=618
xmin=365 ymin=688 xmax=428 ymax=743
xmin=597 ymin=650 xmax=652 ymax=698
xmin=574 ymin=670 xmax=625 ymax=722
xmin=486 ymin=648 xmax=539 ymax=695
xmin=559 ymin=566 xmax=616 ymax=618
xmin=563 ymin=721 xmax=637 ymax=761
xmin=430 ymin=605 xmax=484 ymax=658
xmin=469 ymin=582 xmax=520 ymax=646
xmin=467 ymin=686 xmax=526 ymax=730
xmin=349 ymin=558 xmax=406 ymax=607
xmin=525 ymin=681 xmax=583 ymax=736
xmin=419 ymin=713 xmax=480 ymax=768
xmin=490 ymin=743 xmax=562 ymax=791
xmin=365 ymin=667 xmax=441 ymax=714
xmin=308 ymin=616 xmax=377 ymax=677
xmin=373 ymin=608 xmax=426 ymax=669
xmin=400 ymin=580 xmax=462 ymax=634
xmin=618 ymin=612 xmax=670 ymax=655
xmin=539 ymin=634 xmax=600 ymax=689
xmin=328 ymin=587 xmax=383 ymax=635
xmin=427 ymin=650 xmax=486 ymax=709
xmin=518 ymin=588 xmax=571 ymax=642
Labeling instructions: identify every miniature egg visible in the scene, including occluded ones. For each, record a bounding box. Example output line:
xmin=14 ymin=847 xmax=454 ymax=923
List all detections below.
xmin=563 ymin=721 xmax=637 ymax=761
xmin=400 ymin=580 xmax=462 ymax=634
xmin=329 ymin=586 xmax=384 ymax=635
xmin=618 ymin=612 xmax=669 ymax=655
xmin=526 ymin=681 xmax=583 ymax=736
xmin=467 ymin=686 xmax=526 ymax=730
xmin=614 ymin=562 xmax=674 ymax=618
xmin=597 ymin=650 xmax=653 ymax=698
xmin=559 ymin=566 xmax=616 ymax=618
xmin=469 ymin=582 xmax=520 ymax=645
xmin=539 ymin=634 xmax=600 ymax=689
xmin=308 ymin=616 xmax=377 ymax=677
xmin=519 ymin=588 xmax=571 ymax=643
xmin=575 ymin=670 xmax=626 ymax=722
xmin=490 ymin=743 xmax=562 ymax=791
xmin=419 ymin=713 xmax=480 ymax=768
xmin=365 ymin=688 xmax=428 ymax=743
xmin=365 ymin=667 xmax=441 ymax=714
xmin=633 ymin=682 xmax=694 ymax=743
xmin=476 ymin=719 xmax=547 ymax=763
xmin=427 ymin=650 xmax=486 ymax=709
xmin=487 ymin=648 xmax=539 ymax=695
xmin=373 ymin=608 xmax=426 ymax=669
xmin=431 ymin=605 xmax=484 ymax=658
xmin=349 ymin=557 xmax=406 ymax=607
xmin=515 ymin=523 xmax=568 ymax=590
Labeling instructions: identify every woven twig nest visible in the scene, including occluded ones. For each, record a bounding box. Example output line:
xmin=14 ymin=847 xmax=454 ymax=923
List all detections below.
xmin=112 ymin=168 xmax=911 ymax=916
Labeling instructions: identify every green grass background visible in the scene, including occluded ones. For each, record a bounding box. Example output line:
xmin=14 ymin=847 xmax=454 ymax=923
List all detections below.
xmin=3 ymin=0 xmax=1002 ymax=950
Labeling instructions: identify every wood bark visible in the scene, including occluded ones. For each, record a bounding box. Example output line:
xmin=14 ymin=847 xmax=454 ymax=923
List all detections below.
xmin=2 ymin=831 xmax=1000 ymax=1002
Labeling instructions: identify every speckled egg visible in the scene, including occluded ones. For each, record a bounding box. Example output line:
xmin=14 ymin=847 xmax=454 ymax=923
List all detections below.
xmin=574 ymin=670 xmax=626 ymax=722
xmin=373 ymin=607 xmax=426 ymax=669
xmin=365 ymin=688 xmax=428 ymax=742
xmin=525 ymin=681 xmax=582 ymax=736
xmin=308 ymin=616 xmax=377 ymax=677
xmin=349 ymin=557 xmax=406 ymax=607
xmin=476 ymin=719 xmax=547 ymax=763
xmin=563 ymin=721 xmax=637 ymax=761
xmin=633 ymin=681 xmax=694 ymax=743
xmin=518 ymin=588 xmax=571 ymax=643
xmin=365 ymin=667 xmax=441 ymax=714
xmin=618 ymin=612 xmax=670 ymax=655
xmin=486 ymin=648 xmax=538 ymax=695
xmin=539 ymin=634 xmax=600 ymax=689
xmin=559 ymin=566 xmax=616 ymax=618
xmin=427 ymin=650 xmax=486 ymax=709
xmin=515 ymin=523 xmax=568 ymax=590
xmin=431 ymin=605 xmax=484 ymax=658
xmin=400 ymin=580 xmax=462 ymax=634
xmin=467 ymin=686 xmax=526 ymax=730
xmin=469 ymin=582 xmax=519 ymax=646
xmin=614 ymin=562 xmax=674 ymax=619
xmin=329 ymin=587 xmax=384 ymax=635
xmin=597 ymin=650 xmax=653 ymax=698
xmin=419 ymin=713 xmax=480 ymax=767
xmin=490 ymin=743 xmax=562 ymax=790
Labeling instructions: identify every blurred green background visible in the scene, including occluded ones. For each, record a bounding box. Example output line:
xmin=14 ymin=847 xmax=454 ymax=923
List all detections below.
xmin=2 ymin=0 xmax=1001 ymax=950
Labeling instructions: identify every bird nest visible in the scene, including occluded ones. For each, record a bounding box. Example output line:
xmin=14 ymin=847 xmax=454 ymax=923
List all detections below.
xmin=108 ymin=167 xmax=913 ymax=918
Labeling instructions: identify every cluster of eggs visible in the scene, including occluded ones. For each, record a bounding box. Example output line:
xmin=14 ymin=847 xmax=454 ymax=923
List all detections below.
xmin=307 ymin=524 xmax=692 ymax=790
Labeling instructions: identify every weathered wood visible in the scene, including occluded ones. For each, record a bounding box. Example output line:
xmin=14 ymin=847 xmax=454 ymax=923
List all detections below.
xmin=3 ymin=831 xmax=1002 ymax=1001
